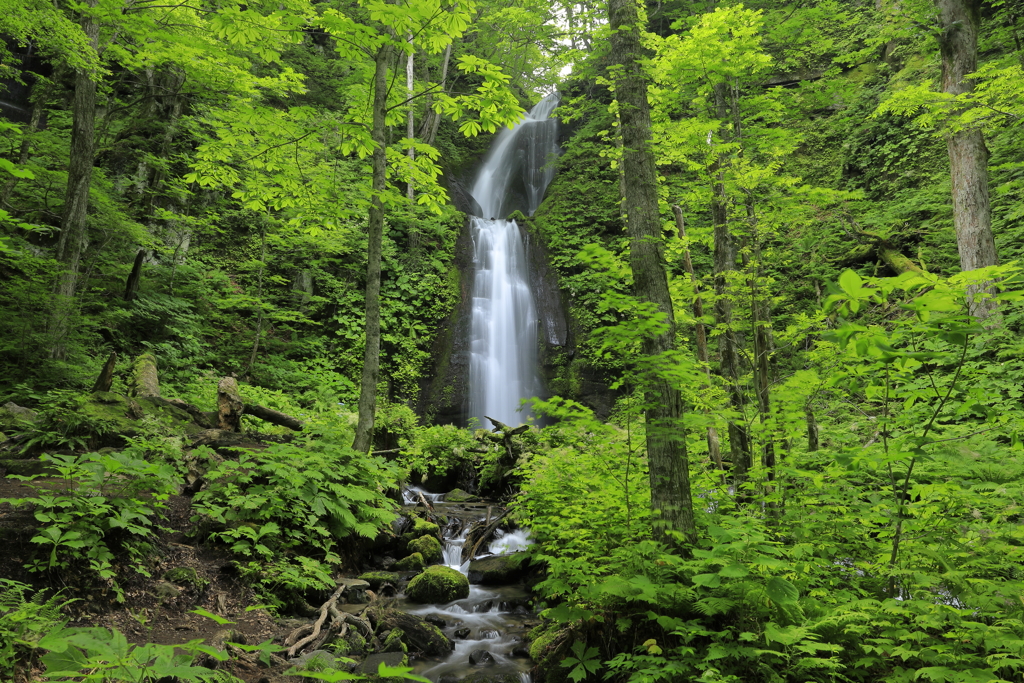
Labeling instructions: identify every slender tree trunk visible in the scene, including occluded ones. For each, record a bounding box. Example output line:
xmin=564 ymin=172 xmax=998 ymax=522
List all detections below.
xmin=353 ymin=46 xmax=391 ymax=454
xmin=406 ymin=34 xmax=415 ymax=203
xmin=936 ymin=0 xmax=999 ymax=317
xmin=425 ymin=43 xmax=452 ymax=146
xmin=674 ymin=205 xmax=723 ymax=472
xmin=609 ymin=0 xmax=695 ymax=546
xmin=50 ymin=0 xmax=100 ymax=359
xmin=710 ymin=81 xmax=751 ymax=483
xmin=2 ymin=83 xmax=45 ymax=204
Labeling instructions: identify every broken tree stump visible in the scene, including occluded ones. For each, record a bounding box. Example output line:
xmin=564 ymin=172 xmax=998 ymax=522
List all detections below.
xmin=130 ymin=353 xmax=160 ymax=397
xmin=217 ymin=377 xmax=244 ymax=432
xmin=92 ymin=352 xmax=117 ymax=392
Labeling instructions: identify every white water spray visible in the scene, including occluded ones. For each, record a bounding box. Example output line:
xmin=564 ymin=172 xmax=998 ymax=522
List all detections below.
xmin=468 ymin=93 xmax=560 ymax=428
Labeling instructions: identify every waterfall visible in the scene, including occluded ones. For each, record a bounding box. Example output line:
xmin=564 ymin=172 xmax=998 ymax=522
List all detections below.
xmin=468 ymin=93 xmax=560 ymax=429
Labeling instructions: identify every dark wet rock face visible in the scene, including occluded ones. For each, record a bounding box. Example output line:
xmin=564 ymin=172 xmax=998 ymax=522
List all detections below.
xmin=467 ymin=555 xmax=530 ymax=586
xmin=469 ymin=649 xmax=495 ymax=667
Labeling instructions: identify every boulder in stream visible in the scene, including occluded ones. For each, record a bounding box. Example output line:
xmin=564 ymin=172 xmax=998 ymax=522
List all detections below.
xmin=394 ymin=553 xmax=425 ymax=571
xmin=372 ymin=609 xmax=454 ymax=656
xmin=408 ymin=534 xmax=443 ymax=563
xmin=468 ymin=649 xmax=495 ymax=666
xmin=467 ymin=554 xmax=530 ymax=585
xmin=411 ymin=516 xmax=440 ymax=536
xmin=358 ymin=571 xmax=401 ymax=590
xmin=444 ymin=488 xmax=480 ymax=503
xmin=405 ymin=565 xmax=469 ymax=603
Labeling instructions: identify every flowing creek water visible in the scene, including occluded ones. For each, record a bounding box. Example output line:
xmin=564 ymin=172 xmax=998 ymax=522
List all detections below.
xmin=398 ymin=488 xmax=536 ymax=683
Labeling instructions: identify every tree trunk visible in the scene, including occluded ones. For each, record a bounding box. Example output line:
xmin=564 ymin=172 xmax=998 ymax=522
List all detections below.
xmin=92 ymin=352 xmax=117 ymax=392
xmin=1 ymin=83 xmax=46 ymax=204
xmin=352 ymin=46 xmax=391 ymax=454
xmin=406 ymin=34 xmax=415 ymax=203
xmin=609 ymin=0 xmax=696 ymax=546
xmin=49 ymin=1 xmax=100 ymax=359
xmin=425 ymin=43 xmax=452 ymax=146
xmin=674 ymin=205 xmax=723 ymax=472
xmin=710 ymin=82 xmax=751 ymax=483
xmin=124 ymin=249 xmax=145 ymax=301
xmin=936 ymin=0 xmax=999 ymax=318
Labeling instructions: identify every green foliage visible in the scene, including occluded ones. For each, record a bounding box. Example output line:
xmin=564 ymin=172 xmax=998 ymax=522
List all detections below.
xmin=14 ymin=390 xmax=117 ymax=453
xmin=190 ymin=427 xmax=399 ymax=604
xmin=3 ymin=450 xmax=177 ymax=600
xmin=0 ymin=580 xmax=72 ymax=680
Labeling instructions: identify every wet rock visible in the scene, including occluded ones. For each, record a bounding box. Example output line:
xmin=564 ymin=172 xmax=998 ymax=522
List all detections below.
xmin=512 ymin=645 xmax=530 ymax=658
xmin=475 ymin=600 xmax=493 ymax=613
xmin=425 ymin=614 xmax=447 ymax=628
xmin=467 ymin=554 xmax=530 ymax=585
xmin=372 ymin=610 xmax=453 ymax=656
xmin=380 ymin=628 xmax=407 ymax=653
xmin=454 ymin=627 xmax=471 ymax=639
xmin=444 ymin=488 xmax=480 ymax=503
xmin=405 ymin=565 xmax=470 ymax=603
xmin=463 ymin=674 xmax=523 ymax=683
xmin=359 ymin=571 xmax=401 ymax=590
xmin=469 ymin=650 xmax=495 ymax=666
xmin=408 ymin=535 xmax=443 ymax=563
xmin=356 ymin=652 xmax=408 ymax=675
xmin=394 ymin=552 xmax=425 ymax=571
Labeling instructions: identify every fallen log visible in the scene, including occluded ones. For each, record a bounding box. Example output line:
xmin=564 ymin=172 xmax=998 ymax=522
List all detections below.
xmin=462 ymin=508 xmax=508 ymax=563
xmin=245 ymin=403 xmax=303 ymax=431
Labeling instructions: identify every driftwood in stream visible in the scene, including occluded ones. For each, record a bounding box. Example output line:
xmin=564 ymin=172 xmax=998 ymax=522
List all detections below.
xmin=461 ymin=508 xmax=508 ymax=563
xmin=92 ymin=352 xmax=117 ymax=392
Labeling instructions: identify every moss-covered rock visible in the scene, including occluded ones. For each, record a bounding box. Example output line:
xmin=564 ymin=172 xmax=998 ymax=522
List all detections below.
xmin=164 ymin=567 xmax=209 ymax=590
xmin=394 ymin=553 xmax=425 ymax=571
xmin=467 ymin=554 xmax=529 ymax=585
xmin=405 ymin=565 xmax=469 ymax=604
xmin=411 ymin=516 xmax=440 ymax=536
xmin=380 ymin=628 xmax=407 ymax=653
xmin=408 ymin=535 xmax=443 ymax=563
xmin=333 ymin=629 xmax=368 ymax=657
xmin=358 ymin=571 xmax=401 ymax=590
xmin=444 ymin=488 xmax=479 ymax=503
xmin=372 ymin=608 xmax=453 ymax=656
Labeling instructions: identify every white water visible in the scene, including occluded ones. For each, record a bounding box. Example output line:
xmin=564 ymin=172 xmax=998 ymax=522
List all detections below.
xmin=468 ymin=94 xmax=560 ymax=429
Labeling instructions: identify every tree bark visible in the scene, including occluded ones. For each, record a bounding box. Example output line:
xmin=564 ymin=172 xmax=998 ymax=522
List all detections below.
xmin=92 ymin=352 xmax=117 ymax=392
xmin=425 ymin=43 xmax=452 ymax=147
xmin=674 ymin=205 xmax=723 ymax=472
xmin=352 ymin=46 xmax=391 ymax=454
xmin=609 ymin=0 xmax=696 ymax=546
xmin=710 ymin=82 xmax=751 ymax=483
xmin=217 ymin=377 xmax=244 ymax=432
xmin=50 ymin=0 xmax=100 ymax=359
xmin=1 ymin=82 xmax=46 ymax=204
xmin=246 ymin=403 xmax=303 ymax=431
xmin=124 ymin=249 xmax=146 ymax=301
xmin=406 ymin=34 xmax=415 ymax=203
xmin=936 ymin=0 xmax=999 ymax=317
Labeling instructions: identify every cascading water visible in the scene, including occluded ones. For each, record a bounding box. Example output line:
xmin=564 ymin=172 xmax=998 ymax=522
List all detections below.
xmin=400 ymin=488 xmax=535 ymax=682
xmin=468 ymin=93 xmax=560 ymax=428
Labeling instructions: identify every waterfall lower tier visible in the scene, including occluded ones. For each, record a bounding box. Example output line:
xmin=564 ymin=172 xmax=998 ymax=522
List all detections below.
xmin=468 ymin=217 xmax=539 ymax=428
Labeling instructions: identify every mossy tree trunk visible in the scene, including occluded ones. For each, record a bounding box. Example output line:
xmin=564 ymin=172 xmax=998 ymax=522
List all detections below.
xmin=608 ymin=0 xmax=696 ymax=546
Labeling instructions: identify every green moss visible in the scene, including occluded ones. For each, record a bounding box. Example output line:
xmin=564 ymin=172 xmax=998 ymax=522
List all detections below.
xmin=358 ymin=571 xmax=401 ymax=590
xmin=394 ymin=553 xmax=425 ymax=571
xmin=381 ymin=628 xmax=407 ymax=653
xmin=444 ymin=488 xmax=479 ymax=503
xmin=405 ymin=565 xmax=469 ymax=603
xmin=164 ymin=567 xmax=209 ymax=590
xmin=529 ymin=628 xmax=558 ymax=661
xmin=411 ymin=516 xmax=440 ymax=536
xmin=407 ymin=535 xmax=442 ymax=563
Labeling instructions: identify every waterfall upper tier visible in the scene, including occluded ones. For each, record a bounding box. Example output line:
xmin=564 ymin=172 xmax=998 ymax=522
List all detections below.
xmin=470 ymin=92 xmax=560 ymax=219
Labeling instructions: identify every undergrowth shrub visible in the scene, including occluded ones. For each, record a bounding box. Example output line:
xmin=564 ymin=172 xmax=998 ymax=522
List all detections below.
xmin=190 ymin=425 xmax=400 ymax=609
xmin=2 ymin=450 xmax=176 ymax=601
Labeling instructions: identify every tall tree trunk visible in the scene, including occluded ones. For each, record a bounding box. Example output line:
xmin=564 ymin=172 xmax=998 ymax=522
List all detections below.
xmin=1 ymin=82 xmax=46 ymax=204
xmin=608 ymin=0 xmax=696 ymax=546
xmin=710 ymin=81 xmax=751 ymax=483
xmin=353 ymin=46 xmax=391 ymax=454
xmin=406 ymin=34 xmax=415 ymax=203
xmin=936 ymin=0 xmax=999 ymax=317
xmin=50 ymin=0 xmax=100 ymax=359
xmin=674 ymin=205 xmax=723 ymax=473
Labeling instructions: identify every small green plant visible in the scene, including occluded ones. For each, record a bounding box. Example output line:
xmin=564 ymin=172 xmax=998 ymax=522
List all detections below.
xmin=0 ymin=580 xmax=73 ymax=680
xmin=561 ymin=641 xmax=602 ymax=682
xmin=3 ymin=450 xmax=177 ymax=599
xmin=15 ymin=390 xmax=117 ymax=453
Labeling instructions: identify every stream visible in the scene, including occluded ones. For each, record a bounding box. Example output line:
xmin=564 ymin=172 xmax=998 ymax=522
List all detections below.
xmin=399 ymin=488 xmax=535 ymax=683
